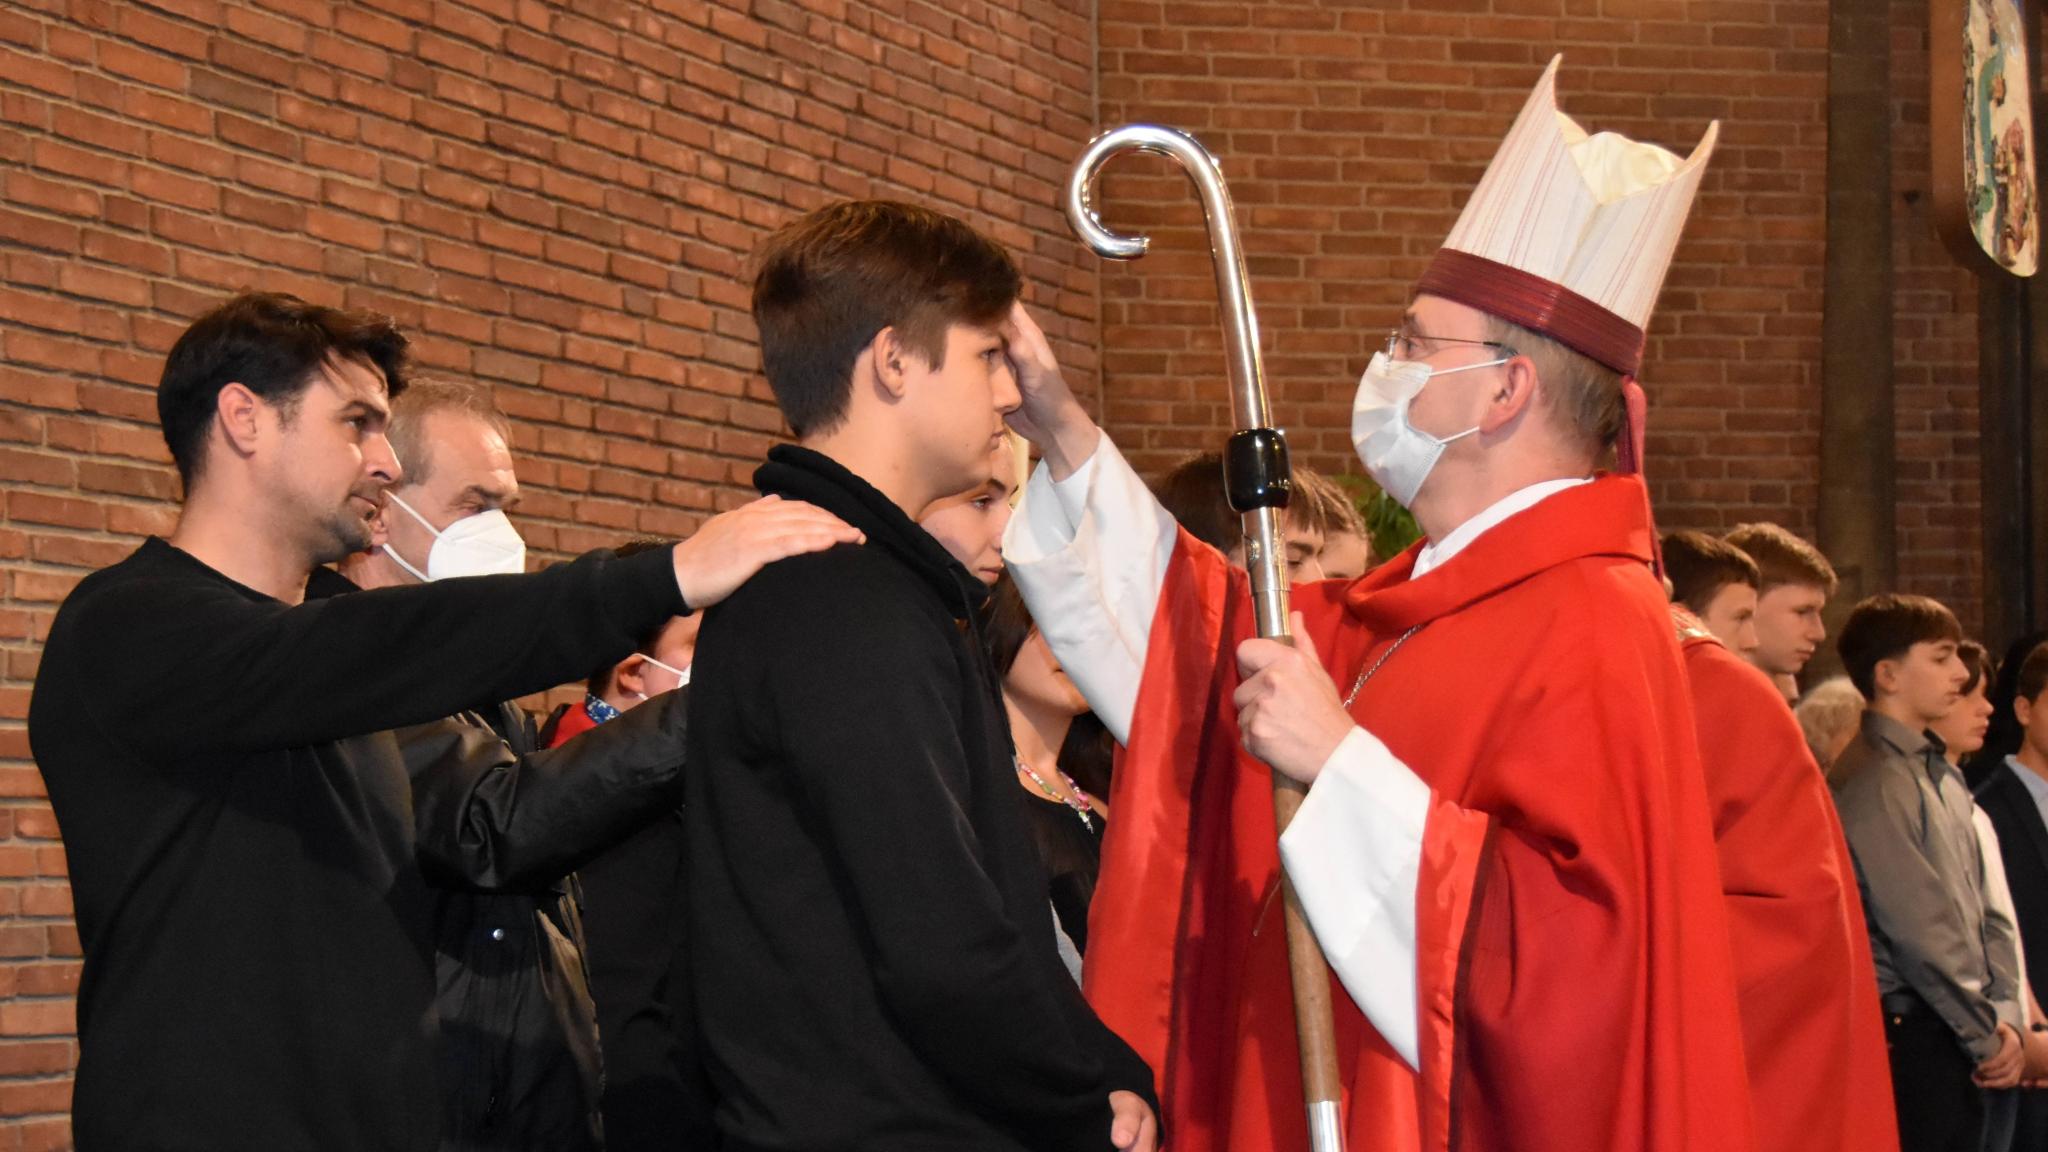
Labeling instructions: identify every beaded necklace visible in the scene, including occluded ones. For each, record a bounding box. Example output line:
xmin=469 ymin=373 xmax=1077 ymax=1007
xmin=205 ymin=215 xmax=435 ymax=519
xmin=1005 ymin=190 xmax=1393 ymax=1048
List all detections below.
xmin=1015 ymin=757 xmax=1096 ymax=831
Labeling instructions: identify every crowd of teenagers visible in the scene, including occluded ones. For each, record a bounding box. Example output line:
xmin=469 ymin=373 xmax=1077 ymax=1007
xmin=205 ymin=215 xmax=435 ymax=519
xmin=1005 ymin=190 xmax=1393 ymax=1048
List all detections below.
xmin=21 ymin=60 xmax=2034 ymax=1152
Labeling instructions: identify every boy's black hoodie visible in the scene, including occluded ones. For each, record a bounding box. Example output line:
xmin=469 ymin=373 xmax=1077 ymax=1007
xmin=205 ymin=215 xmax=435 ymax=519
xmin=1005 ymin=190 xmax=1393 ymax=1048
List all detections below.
xmin=686 ymin=445 xmax=1157 ymax=1152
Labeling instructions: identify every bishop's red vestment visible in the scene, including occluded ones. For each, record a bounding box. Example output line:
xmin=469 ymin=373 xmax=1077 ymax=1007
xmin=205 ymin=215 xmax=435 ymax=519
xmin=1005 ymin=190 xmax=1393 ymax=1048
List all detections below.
xmin=1078 ymin=474 xmax=1754 ymax=1152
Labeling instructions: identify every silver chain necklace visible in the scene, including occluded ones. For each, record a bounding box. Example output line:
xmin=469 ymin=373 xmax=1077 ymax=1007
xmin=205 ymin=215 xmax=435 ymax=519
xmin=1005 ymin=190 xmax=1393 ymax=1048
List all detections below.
xmin=1344 ymin=624 xmax=1425 ymax=707
xmin=1015 ymin=757 xmax=1096 ymax=831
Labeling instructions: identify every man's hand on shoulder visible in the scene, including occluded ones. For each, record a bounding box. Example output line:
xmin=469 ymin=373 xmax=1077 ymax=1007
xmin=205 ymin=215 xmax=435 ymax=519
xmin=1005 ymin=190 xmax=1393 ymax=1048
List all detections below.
xmin=1000 ymin=301 xmax=1100 ymax=481
xmin=672 ymin=496 xmax=864 ymax=610
xmin=1107 ymin=1090 xmax=1158 ymax=1152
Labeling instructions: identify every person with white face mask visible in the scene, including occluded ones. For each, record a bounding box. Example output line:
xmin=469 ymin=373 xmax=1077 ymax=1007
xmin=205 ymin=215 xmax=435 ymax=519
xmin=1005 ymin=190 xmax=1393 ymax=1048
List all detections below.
xmin=333 ymin=383 xmax=695 ymax=1152
xmin=998 ymin=56 xmax=1883 ymax=1152
xmin=345 ymin=382 xmax=528 ymax=589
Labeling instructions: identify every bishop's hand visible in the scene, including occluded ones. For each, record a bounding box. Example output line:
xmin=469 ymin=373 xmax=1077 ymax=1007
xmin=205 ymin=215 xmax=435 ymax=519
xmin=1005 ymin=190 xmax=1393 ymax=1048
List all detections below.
xmin=1234 ymin=613 xmax=1356 ymax=784
xmin=999 ymin=301 xmax=1101 ymax=481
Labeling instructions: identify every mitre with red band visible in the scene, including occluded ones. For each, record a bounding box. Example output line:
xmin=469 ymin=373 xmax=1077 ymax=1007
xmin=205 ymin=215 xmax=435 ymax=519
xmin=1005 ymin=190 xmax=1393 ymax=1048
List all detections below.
xmin=1416 ymin=55 xmax=1718 ymax=474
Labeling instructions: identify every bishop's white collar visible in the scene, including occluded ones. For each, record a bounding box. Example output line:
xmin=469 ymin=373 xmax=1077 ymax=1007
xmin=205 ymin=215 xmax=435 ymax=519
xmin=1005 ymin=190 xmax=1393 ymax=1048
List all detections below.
xmin=1410 ymin=477 xmax=1592 ymax=579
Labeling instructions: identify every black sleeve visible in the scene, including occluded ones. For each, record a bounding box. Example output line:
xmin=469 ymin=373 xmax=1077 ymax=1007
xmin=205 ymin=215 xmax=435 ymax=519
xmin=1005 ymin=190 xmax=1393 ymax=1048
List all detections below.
xmin=93 ymin=546 xmax=683 ymax=756
xmin=401 ymin=688 xmax=689 ymax=890
xmin=750 ymin=573 xmax=1128 ymax=1151
xmin=576 ymin=811 xmax=710 ymax=1148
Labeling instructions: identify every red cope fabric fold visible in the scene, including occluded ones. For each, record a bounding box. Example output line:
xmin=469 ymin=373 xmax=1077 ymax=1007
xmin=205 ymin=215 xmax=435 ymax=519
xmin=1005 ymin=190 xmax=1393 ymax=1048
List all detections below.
xmin=1084 ymin=475 xmax=1755 ymax=1152
xmin=1673 ymin=608 xmax=1899 ymax=1152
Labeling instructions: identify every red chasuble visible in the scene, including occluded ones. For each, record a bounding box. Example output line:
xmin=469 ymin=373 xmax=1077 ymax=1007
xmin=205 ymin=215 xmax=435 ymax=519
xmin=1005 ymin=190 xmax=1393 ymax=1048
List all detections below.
xmin=1084 ymin=475 xmax=1754 ymax=1152
xmin=1672 ymin=611 xmax=1897 ymax=1152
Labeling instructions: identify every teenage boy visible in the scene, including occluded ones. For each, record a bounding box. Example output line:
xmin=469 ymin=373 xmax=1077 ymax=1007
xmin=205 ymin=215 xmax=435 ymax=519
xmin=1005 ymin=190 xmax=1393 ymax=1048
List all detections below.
xmin=28 ymin=292 xmax=857 ymax=1151
xmin=1725 ymin=522 xmax=1838 ymax=701
xmin=1833 ymin=594 xmax=2025 ymax=1152
xmin=685 ymin=201 xmax=1158 ymax=1152
xmin=1664 ymin=528 xmax=1762 ymax=657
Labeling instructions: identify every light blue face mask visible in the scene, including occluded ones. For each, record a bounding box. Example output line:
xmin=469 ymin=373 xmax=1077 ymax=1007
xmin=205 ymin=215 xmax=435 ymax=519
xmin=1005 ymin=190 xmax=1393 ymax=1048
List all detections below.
xmin=1349 ymin=351 xmax=1509 ymax=507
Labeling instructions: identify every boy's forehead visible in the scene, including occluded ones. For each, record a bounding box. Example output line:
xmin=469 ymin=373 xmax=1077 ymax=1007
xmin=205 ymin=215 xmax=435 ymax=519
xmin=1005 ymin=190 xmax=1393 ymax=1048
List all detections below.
xmin=1763 ymin=581 xmax=1827 ymax=604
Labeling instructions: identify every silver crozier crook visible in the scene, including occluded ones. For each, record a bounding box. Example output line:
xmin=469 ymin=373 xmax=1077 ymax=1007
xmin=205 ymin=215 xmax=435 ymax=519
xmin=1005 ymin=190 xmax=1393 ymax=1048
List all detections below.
xmin=1065 ymin=124 xmax=1347 ymax=1152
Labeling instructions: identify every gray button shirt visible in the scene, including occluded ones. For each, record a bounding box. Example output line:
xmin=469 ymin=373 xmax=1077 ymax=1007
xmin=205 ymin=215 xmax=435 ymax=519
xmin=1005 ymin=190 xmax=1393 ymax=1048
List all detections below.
xmin=1833 ymin=710 xmax=2023 ymax=1061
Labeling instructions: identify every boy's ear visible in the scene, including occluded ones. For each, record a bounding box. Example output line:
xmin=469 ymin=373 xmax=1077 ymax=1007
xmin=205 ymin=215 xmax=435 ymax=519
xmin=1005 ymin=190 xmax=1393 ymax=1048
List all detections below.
xmin=871 ymin=326 xmax=912 ymax=400
xmin=613 ymin=654 xmax=647 ymax=699
xmin=2018 ymin=693 xmax=2035 ymax=730
xmin=1872 ymin=656 xmax=1901 ymax=698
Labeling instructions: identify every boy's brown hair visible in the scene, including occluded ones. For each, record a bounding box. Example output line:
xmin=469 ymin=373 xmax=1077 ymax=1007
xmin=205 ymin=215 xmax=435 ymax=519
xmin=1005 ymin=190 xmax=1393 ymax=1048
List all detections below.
xmin=2020 ymin=642 xmax=2048 ymax=707
xmin=1724 ymin=522 xmax=1839 ymax=596
xmin=1150 ymin=452 xmax=1330 ymax=554
xmin=1837 ymin=593 xmax=1963 ymax=699
xmin=1662 ymin=530 xmax=1761 ymax=615
xmin=749 ymin=200 xmax=1021 ymax=438
xmin=1293 ymin=466 xmax=1366 ymax=538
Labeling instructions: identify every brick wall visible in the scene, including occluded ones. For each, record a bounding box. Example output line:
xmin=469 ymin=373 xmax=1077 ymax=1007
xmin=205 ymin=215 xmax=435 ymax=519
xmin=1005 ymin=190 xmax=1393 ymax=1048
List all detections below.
xmin=0 ymin=0 xmax=1095 ymax=1143
xmin=1091 ymin=0 xmax=1985 ymax=634
xmin=1891 ymin=0 xmax=1985 ymax=635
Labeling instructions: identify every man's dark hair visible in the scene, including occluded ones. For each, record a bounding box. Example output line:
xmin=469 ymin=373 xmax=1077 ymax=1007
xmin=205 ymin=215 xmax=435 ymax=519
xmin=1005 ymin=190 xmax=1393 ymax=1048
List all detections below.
xmin=1662 ymin=530 xmax=1761 ymax=615
xmin=1836 ymin=593 xmax=1963 ymax=699
xmin=1724 ymin=522 xmax=1838 ymax=596
xmin=749 ymin=200 xmax=1022 ymax=438
xmin=157 ymin=292 xmax=409 ymax=487
xmin=587 ymin=537 xmax=677 ymax=695
xmin=2017 ymin=642 xmax=2048 ymax=708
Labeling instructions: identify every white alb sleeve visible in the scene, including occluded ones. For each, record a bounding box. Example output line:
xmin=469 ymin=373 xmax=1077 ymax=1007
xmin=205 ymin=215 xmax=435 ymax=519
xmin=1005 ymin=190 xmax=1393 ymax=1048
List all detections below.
xmin=1002 ymin=437 xmax=1176 ymax=746
xmin=1277 ymin=725 xmax=1431 ymax=1070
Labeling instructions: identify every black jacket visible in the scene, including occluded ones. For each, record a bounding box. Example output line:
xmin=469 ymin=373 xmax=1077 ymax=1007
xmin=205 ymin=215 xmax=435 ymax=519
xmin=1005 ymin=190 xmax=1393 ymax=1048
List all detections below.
xmin=309 ymin=567 xmax=694 ymax=1152
xmin=29 ymin=539 xmax=685 ymax=1151
xmin=686 ymin=446 xmax=1156 ymax=1152
xmin=1977 ymin=761 xmax=2048 ymax=1002
xmin=576 ymin=804 xmax=714 ymax=1151
xmin=405 ymin=699 xmax=687 ymax=1152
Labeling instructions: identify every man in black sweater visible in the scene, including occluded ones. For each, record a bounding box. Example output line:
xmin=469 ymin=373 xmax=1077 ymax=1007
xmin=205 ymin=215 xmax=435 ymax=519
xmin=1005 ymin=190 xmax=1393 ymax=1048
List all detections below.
xmin=28 ymin=292 xmax=858 ymax=1151
xmin=687 ymin=202 xmax=1159 ymax=1152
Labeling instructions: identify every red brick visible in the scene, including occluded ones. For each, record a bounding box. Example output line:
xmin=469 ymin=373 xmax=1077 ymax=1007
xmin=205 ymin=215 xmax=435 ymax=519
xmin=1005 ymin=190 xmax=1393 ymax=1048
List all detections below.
xmin=0 ymin=1002 xmax=71 ymax=1038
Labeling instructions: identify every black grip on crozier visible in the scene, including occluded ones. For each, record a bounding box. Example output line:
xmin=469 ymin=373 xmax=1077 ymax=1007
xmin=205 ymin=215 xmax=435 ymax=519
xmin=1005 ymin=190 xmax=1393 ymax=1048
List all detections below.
xmin=1224 ymin=427 xmax=1291 ymax=513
